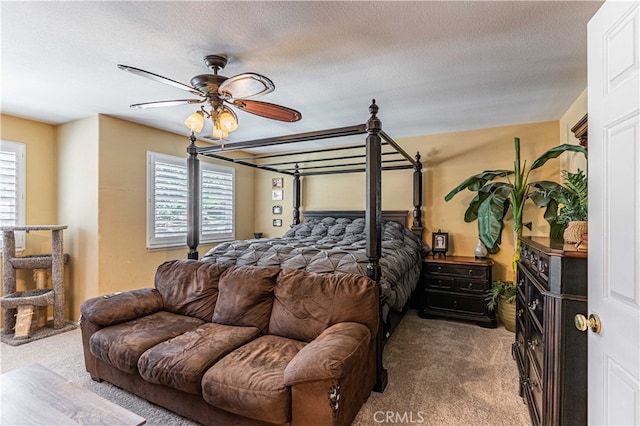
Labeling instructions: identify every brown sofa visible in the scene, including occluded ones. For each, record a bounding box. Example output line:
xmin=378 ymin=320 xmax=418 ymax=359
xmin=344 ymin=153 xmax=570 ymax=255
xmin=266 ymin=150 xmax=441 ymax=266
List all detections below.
xmin=79 ymin=259 xmax=378 ymax=425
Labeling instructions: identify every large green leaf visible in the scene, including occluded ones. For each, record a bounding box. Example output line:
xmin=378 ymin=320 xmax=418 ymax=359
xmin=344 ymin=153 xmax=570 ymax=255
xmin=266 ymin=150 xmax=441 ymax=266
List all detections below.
xmin=477 ymin=183 xmax=512 ymax=251
xmin=464 ymin=190 xmax=490 ymax=222
xmin=530 ymin=144 xmax=587 ymax=170
xmin=444 ymin=170 xmax=514 ymax=201
xmin=528 ymin=180 xmax=564 ymax=207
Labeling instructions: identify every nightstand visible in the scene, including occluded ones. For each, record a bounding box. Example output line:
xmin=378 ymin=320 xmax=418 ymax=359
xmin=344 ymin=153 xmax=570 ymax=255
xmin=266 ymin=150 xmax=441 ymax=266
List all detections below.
xmin=419 ymin=255 xmax=497 ymax=328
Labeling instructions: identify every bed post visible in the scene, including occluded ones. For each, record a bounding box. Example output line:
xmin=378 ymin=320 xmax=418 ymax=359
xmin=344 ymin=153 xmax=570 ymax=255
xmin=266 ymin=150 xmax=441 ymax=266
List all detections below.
xmin=365 ymin=100 xmax=388 ymax=392
xmin=292 ymin=164 xmax=301 ymax=226
xmin=186 ymin=133 xmax=200 ymax=260
xmin=412 ymin=152 xmax=424 ymax=238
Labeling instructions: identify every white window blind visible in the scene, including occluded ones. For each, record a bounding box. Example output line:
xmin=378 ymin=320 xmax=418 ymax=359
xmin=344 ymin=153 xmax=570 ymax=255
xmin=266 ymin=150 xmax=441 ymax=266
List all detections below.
xmin=0 ymin=141 xmax=26 ymax=250
xmin=147 ymin=152 xmax=234 ymax=250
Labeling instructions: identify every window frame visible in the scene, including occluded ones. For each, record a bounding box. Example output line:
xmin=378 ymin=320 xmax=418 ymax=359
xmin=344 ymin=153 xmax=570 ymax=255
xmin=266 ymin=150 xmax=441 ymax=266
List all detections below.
xmin=146 ymin=151 xmax=235 ymax=250
xmin=0 ymin=140 xmax=26 ymax=251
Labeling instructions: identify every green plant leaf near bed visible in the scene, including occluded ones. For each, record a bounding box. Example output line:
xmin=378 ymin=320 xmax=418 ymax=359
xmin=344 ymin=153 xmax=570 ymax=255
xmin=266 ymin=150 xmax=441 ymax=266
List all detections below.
xmin=445 ymin=137 xmax=586 ymax=276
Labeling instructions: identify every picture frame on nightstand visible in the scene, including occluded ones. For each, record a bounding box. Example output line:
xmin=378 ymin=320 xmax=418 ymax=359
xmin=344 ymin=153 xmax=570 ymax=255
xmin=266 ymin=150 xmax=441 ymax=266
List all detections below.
xmin=432 ymin=230 xmax=448 ymax=256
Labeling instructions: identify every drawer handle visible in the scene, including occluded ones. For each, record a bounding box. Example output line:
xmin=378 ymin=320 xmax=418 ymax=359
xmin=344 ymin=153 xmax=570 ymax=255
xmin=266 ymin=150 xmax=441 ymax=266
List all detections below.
xmin=517 ymin=308 xmax=524 ymax=318
xmin=468 ymin=269 xmax=474 ymax=275
xmin=437 ymin=266 xmax=442 ymax=272
xmin=527 ymin=339 xmax=538 ymax=350
xmin=528 ymin=299 xmax=540 ymax=310
xmin=467 ymin=283 xmax=473 ymax=289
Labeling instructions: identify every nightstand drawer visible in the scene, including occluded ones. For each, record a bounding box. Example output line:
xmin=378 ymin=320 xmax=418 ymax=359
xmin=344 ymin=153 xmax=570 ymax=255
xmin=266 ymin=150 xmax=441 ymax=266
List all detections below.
xmin=456 ymin=280 xmax=488 ymax=294
xmin=424 ymin=291 xmax=486 ymax=315
xmin=424 ymin=277 xmax=455 ymax=290
xmin=424 ymin=263 xmax=488 ymax=280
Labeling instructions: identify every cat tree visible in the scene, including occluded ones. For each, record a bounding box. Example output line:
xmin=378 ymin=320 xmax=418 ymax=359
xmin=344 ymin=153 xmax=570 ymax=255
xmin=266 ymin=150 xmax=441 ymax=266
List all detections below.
xmin=1 ymin=225 xmax=68 ymax=340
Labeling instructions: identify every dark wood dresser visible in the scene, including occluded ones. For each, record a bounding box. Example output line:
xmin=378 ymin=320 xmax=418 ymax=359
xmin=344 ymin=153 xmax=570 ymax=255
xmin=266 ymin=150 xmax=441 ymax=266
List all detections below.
xmin=514 ymin=237 xmax=588 ymax=426
xmin=419 ymin=255 xmax=497 ymax=328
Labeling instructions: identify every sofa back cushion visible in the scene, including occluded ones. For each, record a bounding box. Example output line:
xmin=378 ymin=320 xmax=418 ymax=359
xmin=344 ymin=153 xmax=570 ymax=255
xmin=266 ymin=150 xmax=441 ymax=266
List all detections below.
xmin=155 ymin=260 xmax=227 ymax=322
xmin=212 ymin=265 xmax=280 ymax=334
xmin=269 ymin=269 xmax=378 ymax=342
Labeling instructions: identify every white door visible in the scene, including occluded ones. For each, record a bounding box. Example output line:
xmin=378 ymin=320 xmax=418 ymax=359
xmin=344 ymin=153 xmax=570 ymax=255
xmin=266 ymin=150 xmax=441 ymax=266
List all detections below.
xmin=588 ymin=1 xmax=640 ymax=424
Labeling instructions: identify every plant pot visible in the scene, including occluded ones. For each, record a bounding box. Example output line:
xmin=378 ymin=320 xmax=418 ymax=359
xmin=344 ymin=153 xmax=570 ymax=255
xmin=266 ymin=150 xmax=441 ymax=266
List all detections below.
xmin=563 ymin=220 xmax=588 ymax=243
xmin=498 ymin=295 xmax=516 ymax=333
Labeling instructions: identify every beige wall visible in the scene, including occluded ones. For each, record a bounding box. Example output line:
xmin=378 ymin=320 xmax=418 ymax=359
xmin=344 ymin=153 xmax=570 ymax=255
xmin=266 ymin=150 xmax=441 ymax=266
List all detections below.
xmin=255 ymin=121 xmax=562 ymax=281
xmin=58 ymin=115 xmax=100 ymax=319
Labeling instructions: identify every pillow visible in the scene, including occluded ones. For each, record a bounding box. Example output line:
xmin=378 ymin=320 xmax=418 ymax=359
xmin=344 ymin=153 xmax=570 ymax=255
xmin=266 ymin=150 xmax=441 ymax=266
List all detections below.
xmin=155 ymin=260 xmax=227 ymax=322
xmin=212 ymin=265 xmax=280 ymax=334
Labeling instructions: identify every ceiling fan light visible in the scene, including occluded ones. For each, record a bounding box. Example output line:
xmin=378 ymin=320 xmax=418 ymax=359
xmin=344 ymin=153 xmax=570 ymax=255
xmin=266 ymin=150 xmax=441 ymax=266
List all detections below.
xmin=184 ymin=111 xmax=204 ymax=133
xmin=219 ymin=108 xmax=238 ymax=132
xmin=211 ymin=126 xmax=229 ymax=140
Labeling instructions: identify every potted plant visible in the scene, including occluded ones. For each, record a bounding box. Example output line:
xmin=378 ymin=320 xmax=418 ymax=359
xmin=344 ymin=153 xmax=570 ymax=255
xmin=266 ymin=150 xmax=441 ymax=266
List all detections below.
xmin=444 ymin=137 xmax=586 ymax=277
xmin=486 ymin=280 xmax=517 ymax=332
xmin=530 ymin=169 xmax=588 ymax=242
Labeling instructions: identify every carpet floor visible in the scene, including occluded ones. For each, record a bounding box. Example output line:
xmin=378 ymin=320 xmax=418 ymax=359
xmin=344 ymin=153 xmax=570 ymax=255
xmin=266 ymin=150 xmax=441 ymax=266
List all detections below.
xmin=0 ymin=310 xmax=530 ymax=425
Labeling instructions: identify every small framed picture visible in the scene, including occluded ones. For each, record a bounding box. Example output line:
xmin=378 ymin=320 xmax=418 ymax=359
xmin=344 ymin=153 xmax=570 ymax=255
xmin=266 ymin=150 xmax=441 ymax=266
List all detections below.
xmin=272 ymin=177 xmax=284 ymax=189
xmin=432 ymin=230 xmax=449 ymax=256
xmin=273 ymin=219 xmax=282 ymax=227
xmin=272 ymin=205 xmax=282 ymax=215
xmin=272 ymin=189 xmax=283 ymax=200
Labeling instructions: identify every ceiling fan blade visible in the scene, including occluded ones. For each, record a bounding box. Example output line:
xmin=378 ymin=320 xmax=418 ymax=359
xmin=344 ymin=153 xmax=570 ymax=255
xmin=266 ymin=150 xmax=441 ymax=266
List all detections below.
xmin=117 ymin=64 xmax=203 ymax=96
xmin=219 ymin=73 xmax=275 ymax=100
xmin=130 ymin=99 xmax=205 ymax=109
xmin=232 ymin=99 xmax=301 ymax=122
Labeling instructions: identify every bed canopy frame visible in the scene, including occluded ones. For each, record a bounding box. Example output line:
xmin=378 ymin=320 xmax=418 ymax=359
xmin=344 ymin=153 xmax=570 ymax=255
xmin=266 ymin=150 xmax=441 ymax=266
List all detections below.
xmin=185 ymin=100 xmax=423 ymax=391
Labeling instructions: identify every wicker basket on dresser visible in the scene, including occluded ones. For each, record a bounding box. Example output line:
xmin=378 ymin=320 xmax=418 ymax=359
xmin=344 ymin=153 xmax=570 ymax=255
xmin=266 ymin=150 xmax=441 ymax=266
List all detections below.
xmin=514 ymin=237 xmax=587 ymax=426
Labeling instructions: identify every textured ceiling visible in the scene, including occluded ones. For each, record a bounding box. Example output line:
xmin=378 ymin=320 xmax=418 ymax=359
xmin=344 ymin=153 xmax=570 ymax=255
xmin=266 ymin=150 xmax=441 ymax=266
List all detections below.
xmin=1 ymin=1 xmax=602 ymax=152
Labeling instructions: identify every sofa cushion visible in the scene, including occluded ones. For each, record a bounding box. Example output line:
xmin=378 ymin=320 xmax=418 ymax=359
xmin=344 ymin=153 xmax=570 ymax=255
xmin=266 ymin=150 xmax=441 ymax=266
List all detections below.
xmin=89 ymin=311 xmax=204 ymax=374
xmin=81 ymin=288 xmax=163 ymax=326
xmin=155 ymin=260 xmax=227 ymax=321
xmin=137 ymin=323 xmax=261 ymax=394
xmin=212 ymin=265 xmax=279 ymax=334
xmin=269 ymin=269 xmax=379 ymax=342
xmin=202 ymin=335 xmax=306 ymax=424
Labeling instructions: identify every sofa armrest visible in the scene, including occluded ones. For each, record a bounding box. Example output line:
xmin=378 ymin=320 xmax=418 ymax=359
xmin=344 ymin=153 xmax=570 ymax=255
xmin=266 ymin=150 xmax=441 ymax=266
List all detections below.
xmin=284 ymin=322 xmax=371 ymax=385
xmin=80 ymin=288 xmax=163 ymax=326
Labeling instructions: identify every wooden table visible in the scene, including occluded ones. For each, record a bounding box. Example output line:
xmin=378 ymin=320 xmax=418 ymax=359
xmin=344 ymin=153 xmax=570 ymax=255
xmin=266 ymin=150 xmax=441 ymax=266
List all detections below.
xmin=1 ymin=363 xmax=145 ymax=425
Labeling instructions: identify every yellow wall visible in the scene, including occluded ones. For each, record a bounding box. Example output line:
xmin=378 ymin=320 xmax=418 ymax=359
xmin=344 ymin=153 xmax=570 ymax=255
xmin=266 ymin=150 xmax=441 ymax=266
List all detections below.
xmin=1 ymin=114 xmax=59 ymax=293
xmin=2 ymin=89 xmax=589 ymax=321
xmin=560 ymin=88 xmax=588 ymax=173
xmin=2 ymin=114 xmax=255 ymax=322
xmin=254 ymin=121 xmax=562 ymax=281
xmin=94 ymin=116 xmax=255 ymax=305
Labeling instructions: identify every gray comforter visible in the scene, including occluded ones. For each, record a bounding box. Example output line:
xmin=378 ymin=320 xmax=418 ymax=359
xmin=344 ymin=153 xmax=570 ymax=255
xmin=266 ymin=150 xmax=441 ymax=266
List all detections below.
xmin=201 ymin=217 xmax=426 ymax=313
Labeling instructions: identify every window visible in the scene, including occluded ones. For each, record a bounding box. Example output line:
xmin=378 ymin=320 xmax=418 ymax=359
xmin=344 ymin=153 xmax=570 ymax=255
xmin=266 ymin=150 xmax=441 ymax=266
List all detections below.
xmin=0 ymin=141 xmax=26 ymax=250
xmin=147 ymin=151 xmax=234 ymax=250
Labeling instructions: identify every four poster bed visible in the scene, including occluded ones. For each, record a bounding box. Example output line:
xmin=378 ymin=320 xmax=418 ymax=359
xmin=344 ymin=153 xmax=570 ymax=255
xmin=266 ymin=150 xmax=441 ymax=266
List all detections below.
xmin=185 ymin=101 xmax=425 ymax=391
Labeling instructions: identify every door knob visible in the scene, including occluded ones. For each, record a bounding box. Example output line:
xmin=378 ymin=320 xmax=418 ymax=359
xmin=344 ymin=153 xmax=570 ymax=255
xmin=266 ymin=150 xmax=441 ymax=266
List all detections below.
xmin=575 ymin=313 xmax=602 ymax=334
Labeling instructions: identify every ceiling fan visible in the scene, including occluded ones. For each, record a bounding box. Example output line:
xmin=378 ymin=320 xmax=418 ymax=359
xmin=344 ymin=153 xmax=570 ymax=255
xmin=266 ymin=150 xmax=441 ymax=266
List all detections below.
xmin=118 ymin=54 xmax=302 ymax=139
